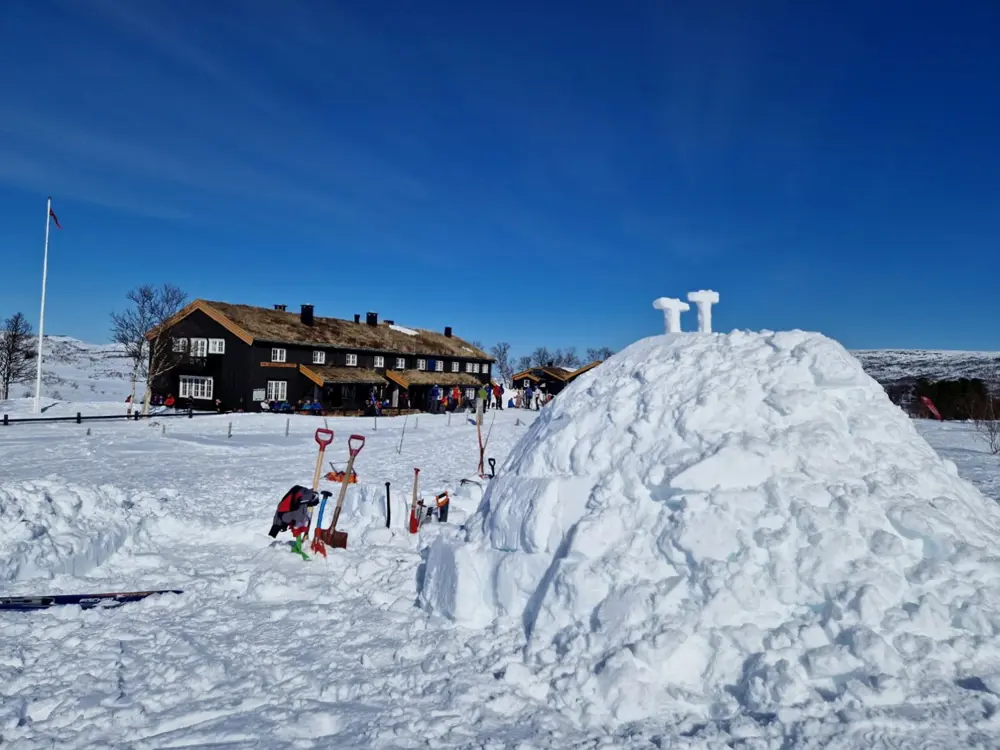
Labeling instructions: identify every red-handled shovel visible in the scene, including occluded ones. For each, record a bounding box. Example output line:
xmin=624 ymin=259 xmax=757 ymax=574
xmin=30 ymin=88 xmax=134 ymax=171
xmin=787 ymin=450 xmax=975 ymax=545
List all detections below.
xmin=309 ymin=428 xmax=335 ymax=557
xmin=317 ymin=434 xmax=365 ymax=549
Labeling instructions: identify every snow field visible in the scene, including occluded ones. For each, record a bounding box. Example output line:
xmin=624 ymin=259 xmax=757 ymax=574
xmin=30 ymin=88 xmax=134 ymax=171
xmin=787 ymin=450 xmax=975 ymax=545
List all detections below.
xmin=2 ymin=408 xmax=599 ymax=749
xmin=421 ymin=329 xmax=1000 ymax=730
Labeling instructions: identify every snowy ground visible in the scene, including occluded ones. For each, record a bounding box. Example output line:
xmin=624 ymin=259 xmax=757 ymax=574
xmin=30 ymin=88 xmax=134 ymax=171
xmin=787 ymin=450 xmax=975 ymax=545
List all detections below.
xmin=1 ymin=404 xmax=1000 ymax=747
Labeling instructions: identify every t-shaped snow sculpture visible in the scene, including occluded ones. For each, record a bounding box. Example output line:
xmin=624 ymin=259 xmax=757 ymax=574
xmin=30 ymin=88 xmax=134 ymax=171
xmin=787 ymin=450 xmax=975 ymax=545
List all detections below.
xmin=686 ymin=290 xmax=720 ymax=333
xmin=652 ymin=297 xmax=690 ymax=334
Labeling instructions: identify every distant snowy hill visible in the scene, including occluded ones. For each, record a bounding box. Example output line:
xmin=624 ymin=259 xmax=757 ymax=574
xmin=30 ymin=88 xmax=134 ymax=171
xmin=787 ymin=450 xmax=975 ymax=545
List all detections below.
xmin=852 ymin=348 xmax=1000 ymax=388
xmin=2 ymin=336 xmax=134 ymax=405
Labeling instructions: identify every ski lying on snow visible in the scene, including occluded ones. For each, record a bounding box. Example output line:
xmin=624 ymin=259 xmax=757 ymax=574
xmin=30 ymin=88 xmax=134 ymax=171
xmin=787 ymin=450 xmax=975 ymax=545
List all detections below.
xmin=0 ymin=589 xmax=183 ymax=612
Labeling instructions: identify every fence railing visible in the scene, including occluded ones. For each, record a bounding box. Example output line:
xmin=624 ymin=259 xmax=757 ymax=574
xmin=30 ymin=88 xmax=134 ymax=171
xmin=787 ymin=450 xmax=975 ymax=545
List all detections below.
xmin=1 ymin=408 xmax=211 ymax=426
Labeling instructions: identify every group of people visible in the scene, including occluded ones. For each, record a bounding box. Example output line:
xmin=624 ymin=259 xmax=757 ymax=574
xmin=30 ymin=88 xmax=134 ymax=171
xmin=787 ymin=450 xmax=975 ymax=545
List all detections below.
xmin=425 ymin=383 xmax=506 ymax=414
xmin=513 ymin=384 xmax=550 ymax=410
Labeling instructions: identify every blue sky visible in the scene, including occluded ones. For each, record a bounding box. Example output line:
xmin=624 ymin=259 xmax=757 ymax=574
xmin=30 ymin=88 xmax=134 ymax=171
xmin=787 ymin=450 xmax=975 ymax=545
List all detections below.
xmin=2 ymin=0 xmax=999 ymax=355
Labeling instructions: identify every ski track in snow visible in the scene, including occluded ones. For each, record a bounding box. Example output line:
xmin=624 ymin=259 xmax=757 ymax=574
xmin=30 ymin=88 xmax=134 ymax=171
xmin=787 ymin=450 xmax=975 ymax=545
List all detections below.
xmin=1 ymin=407 xmax=999 ymax=748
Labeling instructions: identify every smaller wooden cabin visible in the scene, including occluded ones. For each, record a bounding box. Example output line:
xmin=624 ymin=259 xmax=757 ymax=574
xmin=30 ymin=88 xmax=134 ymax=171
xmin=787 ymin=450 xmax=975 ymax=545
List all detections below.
xmin=510 ymin=360 xmax=603 ymax=397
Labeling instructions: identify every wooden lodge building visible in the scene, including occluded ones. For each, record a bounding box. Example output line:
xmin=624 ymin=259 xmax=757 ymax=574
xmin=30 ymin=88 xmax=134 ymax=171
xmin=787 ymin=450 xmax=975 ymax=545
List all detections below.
xmin=148 ymin=300 xmax=494 ymax=413
xmin=511 ymin=360 xmax=602 ymax=397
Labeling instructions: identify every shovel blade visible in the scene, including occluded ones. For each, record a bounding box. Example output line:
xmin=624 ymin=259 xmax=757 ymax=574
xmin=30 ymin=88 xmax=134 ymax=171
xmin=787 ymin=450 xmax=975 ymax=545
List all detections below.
xmin=317 ymin=528 xmax=348 ymax=549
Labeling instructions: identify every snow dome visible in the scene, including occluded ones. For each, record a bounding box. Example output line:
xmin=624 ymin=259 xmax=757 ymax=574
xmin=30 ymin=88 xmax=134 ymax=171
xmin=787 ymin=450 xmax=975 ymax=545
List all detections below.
xmin=419 ymin=306 xmax=1000 ymax=724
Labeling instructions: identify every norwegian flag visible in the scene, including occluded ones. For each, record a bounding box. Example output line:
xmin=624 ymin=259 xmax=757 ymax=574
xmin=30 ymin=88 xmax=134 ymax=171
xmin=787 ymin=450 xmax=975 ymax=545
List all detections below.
xmin=920 ymin=395 xmax=943 ymax=421
xmin=49 ymin=206 xmax=62 ymax=230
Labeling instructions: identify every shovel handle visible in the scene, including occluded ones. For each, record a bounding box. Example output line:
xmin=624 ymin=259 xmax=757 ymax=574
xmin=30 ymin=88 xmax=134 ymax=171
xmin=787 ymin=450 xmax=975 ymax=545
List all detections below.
xmin=348 ymin=434 xmax=366 ymax=457
xmin=315 ymin=428 xmax=334 ymax=449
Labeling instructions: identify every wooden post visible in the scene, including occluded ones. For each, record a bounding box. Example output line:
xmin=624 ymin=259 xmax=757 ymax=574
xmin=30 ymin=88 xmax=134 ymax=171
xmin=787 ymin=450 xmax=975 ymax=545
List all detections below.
xmin=448 ymin=412 xmax=452 ymax=427
xmin=76 ymin=412 xmax=81 ymax=424
xmin=285 ymin=417 xmax=290 ymax=437
xmin=228 ymin=421 xmax=232 ymax=438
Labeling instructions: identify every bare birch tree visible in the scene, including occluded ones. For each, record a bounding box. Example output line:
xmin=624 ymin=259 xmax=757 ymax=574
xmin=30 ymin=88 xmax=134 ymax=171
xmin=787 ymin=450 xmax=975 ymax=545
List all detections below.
xmin=489 ymin=342 xmax=513 ymax=384
xmin=0 ymin=312 xmax=35 ymax=400
xmin=968 ymin=369 xmax=1000 ymax=455
xmin=110 ymin=283 xmax=187 ymax=415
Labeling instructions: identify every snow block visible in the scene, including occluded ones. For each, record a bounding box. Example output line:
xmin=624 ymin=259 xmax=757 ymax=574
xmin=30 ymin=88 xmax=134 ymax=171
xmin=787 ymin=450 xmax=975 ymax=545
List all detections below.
xmin=0 ymin=480 xmax=141 ymax=582
xmin=418 ymin=328 xmax=1000 ymax=724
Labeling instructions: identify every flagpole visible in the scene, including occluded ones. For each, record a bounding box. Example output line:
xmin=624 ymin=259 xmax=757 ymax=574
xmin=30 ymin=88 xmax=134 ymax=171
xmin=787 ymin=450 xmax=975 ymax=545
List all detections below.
xmin=33 ymin=196 xmax=52 ymax=414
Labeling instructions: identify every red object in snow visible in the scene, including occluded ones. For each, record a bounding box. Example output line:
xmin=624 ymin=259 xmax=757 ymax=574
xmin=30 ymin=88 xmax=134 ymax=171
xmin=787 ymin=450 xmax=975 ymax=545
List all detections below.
xmin=920 ymin=395 xmax=943 ymax=421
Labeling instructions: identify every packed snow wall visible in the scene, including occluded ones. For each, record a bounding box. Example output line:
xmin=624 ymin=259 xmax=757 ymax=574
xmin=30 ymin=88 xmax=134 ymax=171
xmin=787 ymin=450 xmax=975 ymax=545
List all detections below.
xmin=0 ymin=481 xmax=145 ymax=582
xmin=419 ymin=329 xmax=1000 ymax=723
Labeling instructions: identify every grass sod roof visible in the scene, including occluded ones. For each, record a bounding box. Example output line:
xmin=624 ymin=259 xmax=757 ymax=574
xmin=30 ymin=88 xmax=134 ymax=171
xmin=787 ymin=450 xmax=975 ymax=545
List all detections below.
xmin=566 ymin=360 xmax=602 ymax=380
xmin=300 ymin=365 xmax=388 ymax=386
xmin=512 ymin=361 xmax=603 ymax=384
xmin=152 ymin=300 xmax=492 ymax=361
xmin=385 ymin=370 xmax=485 ymax=389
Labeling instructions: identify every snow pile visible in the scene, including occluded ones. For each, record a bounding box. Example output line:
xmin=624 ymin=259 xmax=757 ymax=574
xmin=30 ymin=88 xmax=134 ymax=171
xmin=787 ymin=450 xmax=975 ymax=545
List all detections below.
xmin=389 ymin=323 xmax=418 ymax=336
xmin=420 ymin=329 xmax=1000 ymax=724
xmin=0 ymin=480 xmax=144 ymax=582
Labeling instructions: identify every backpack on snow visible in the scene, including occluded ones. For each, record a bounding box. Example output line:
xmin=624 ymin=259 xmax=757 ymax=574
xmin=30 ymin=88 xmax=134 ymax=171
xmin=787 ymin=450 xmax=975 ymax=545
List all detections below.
xmin=268 ymin=485 xmax=321 ymax=538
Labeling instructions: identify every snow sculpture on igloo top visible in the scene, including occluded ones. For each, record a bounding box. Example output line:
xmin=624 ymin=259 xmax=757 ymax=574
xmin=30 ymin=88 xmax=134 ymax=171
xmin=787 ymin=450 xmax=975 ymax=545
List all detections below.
xmin=653 ymin=289 xmax=719 ymax=333
xmin=418 ymin=295 xmax=1000 ymax=728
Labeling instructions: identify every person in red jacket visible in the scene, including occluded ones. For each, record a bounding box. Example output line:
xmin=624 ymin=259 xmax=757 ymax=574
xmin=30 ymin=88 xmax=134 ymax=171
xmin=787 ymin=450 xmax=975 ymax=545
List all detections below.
xmin=492 ymin=383 xmax=503 ymax=409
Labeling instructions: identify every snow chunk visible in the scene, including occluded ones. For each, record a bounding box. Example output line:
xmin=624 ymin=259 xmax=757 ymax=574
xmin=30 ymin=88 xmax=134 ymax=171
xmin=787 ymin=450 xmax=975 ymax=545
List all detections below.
xmin=0 ymin=481 xmax=144 ymax=581
xmin=419 ymin=329 xmax=1000 ymax=723
xmin=389 ymin=324 xmax=418 ymax=336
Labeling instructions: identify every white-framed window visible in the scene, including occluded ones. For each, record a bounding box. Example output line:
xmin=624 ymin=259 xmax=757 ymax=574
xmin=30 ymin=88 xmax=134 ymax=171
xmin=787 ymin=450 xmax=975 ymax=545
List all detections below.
xmin=271 ymin=348 xmax=286 ymax=363
xmin=465 ymin=362 xmax=474 ymax=373
xmin=178 ymin=375 xmax=213 ymax=400
xmin=396 ymin=357 xmax=406 ymax=369
xmin=483 ymin=363 xmax=490 ymax=374
xmin=172 ymin=337 xmax=188 ymax=353
xmin=435 ymin=360 xmax=444 ymax=372
xmin=417 ymin=359 xmax=426 ymax=371
xmin=523 ymin=379 xmax=531 ymax=387
xmin=208 ymin=338 xmax=225 ymax=354
xmin=266 ymin=380 xmax=287 ymax=401
xmin=374 ymin=356 xmax=385 ymax=368
xmin=346 ymin=353 xmax=358 ymax=367
xmin=190 ymin=338 xmax=208 ymax=358
xmin=473 ymin=363 xmax=480 ymax=373
xmin=451 ymin=361 xmax=459 ymax=372
xmin=312 ymin=350 xmax=325 ymax=364
xmin=465 ymin=388 xmax=475 ymax=399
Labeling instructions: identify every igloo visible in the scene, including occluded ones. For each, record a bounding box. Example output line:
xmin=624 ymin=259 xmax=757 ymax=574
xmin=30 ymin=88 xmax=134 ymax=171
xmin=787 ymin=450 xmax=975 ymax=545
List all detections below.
xmin=419 ymin=325 xmax=1000 ymax=724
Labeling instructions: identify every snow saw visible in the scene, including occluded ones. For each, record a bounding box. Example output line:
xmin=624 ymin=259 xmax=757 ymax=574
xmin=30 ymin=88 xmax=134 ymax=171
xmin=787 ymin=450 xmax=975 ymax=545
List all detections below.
xmin=324 ymin=462 xmax=358 ymax=484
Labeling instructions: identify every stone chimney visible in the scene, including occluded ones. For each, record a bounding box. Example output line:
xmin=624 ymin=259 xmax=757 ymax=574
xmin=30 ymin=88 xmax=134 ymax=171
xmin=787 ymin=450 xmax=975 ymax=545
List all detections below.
xmin=274 ymin=304 xmax=287 ymax=312
xmin=300 ymin=304 xmax=314 ymax=326
xmin=366 ymin=312 xmax=378 ymax=326
xmin=444 ymin=326 xmax=452 ymax=338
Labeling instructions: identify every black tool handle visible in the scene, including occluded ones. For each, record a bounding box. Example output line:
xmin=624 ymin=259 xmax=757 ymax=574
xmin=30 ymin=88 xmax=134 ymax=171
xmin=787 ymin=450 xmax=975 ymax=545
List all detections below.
xmin=385 ymin=481 xmax=391 ymax=528
xmin=488 ymin=458 xmax=496 ymax=478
